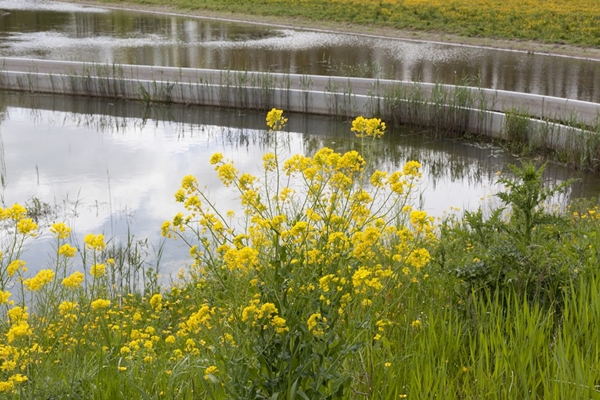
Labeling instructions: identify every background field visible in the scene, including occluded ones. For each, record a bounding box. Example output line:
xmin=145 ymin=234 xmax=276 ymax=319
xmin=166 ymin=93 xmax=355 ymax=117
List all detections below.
xmin=91 ymin=0 xmax=600 ymax=48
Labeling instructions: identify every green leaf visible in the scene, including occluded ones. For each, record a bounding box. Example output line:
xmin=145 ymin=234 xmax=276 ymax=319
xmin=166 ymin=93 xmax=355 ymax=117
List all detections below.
xmin=296 ymin=389 xmax=311 ymax=400
xmin=126 ymin=378 xmax=153 ymax=400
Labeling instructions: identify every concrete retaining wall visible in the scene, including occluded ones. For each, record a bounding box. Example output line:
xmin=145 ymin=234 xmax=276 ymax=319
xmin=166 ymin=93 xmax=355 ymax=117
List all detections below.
xmin=0 ymin=57 xmax=598 ymax=157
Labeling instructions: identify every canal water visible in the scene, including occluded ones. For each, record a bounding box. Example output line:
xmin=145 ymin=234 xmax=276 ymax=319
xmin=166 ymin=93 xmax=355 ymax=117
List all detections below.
xmin=2 ymin=0 xmax=600 ymax=101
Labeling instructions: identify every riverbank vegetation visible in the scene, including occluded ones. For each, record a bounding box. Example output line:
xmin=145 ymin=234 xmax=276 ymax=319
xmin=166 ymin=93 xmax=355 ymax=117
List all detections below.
xmin=0 ymin=111 xmax=599 ymax=398
xmin=88 ymin=0 xmax=600 ymax=48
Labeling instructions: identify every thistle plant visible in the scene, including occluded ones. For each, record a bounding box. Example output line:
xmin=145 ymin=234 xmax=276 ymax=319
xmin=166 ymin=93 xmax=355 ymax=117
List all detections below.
xmin=162 ymin=109 xmax=435 ymax=397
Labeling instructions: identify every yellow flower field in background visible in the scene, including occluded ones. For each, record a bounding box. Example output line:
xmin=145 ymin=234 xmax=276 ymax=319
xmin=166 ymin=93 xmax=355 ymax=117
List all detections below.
xmin=113 ymin=0 xmax=600 ymax=47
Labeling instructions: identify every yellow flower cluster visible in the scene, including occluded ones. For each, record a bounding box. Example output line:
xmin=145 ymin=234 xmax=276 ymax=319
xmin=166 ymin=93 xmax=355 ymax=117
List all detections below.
xmin=0 ymin=291 xmax=11 ymax=305
xmin=307 ymin=313 xmax=328 ymax=337
xmin=0 ymin=374 xmax=27 ymax=393
xmin=84 ymin=233 xmax=106 ymax=251
xmin=50 ymin=222 xmax=71 ymax=239
xmin=0 ymin=204 xmax=27 ymax=221
xmin=241 ymin=300 xmax=289 ymax=333
xmin=91 ymin=299 xmax=111 ymax=310
xmin=204 ymin=365 xmax=218 ymax=381
xmin=149 ymin=294 xmax=163 ymax=311
xmin=16 ymin=218 xmax=38 ymax=236
xmin=266 ymin=108 xmax=288 ymax=132
xmin=185 ymin=304 xmax=215 ymax=332
xmin=90 ymin=263 xmax=106 ymax=278
xmin=6 ymin=307 xmax=32 ymax=343
xmin=58 ymin=301 xmax=78 ymax=315
xmin=23 ymin=269 xmax=55 ymax=291
xmin=7 ymin=260 xmax=26 ymax=278
xmin=62 ymin=271 xmax=84 ymax=288
xmin=58 ymin=243 xmax=77 ymax=258
xmin=351 ymin=116 xmax=386 ymax=138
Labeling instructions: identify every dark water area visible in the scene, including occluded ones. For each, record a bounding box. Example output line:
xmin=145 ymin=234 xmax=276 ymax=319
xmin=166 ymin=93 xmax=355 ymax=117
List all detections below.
xmin=2 ymin=1 xmax=600 ymax=102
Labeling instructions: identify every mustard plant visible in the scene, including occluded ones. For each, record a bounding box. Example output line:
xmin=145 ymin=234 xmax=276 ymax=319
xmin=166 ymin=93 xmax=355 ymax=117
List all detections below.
xmin=162 ymin=109 xmax=435 ymax=397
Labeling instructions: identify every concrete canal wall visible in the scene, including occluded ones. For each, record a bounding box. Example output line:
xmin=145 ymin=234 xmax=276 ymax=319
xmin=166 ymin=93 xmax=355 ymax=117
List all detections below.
xmin=1 ymin=57 xmax=599 ymax=157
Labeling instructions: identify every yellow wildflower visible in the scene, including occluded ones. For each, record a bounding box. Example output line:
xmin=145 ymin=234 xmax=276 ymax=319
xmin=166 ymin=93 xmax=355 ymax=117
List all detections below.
xmin=186 ymin=304 xmax=213 ymax=332
xmin=209 ymin=153 xmax=223 ymax=165
xmin=149 ymin=294 xmax=163 ymax=311
xmin=406 ymin=248 xmax=431 ymax=270
xmin=0 ymin=291 xmax=11 ymax=305
xmin=204 ymin=365 xmax=218 ymax=381
xmin=216 ymin=163 xmax=238 ymax=186
xmin=84 ymin=233 xmax=106 ymax=251
xmin=181 ymin=174 xmax=197 ymax=191
xmin=257 ymin=303 xmax=278 ymax=319
xmin=23 ymin=269 xmax=55 ymax=291
xmin=266 ymin=108 xmax=287 ymax=131
xmin=58 ymin=243 xmax=77 ymax=258
xmin=50 ymin=222 xmax=71 ymax=239
xmin=403 ymin=160 xmax=422 ymax=177
xmin=7 ymin=306 xmax=28 ymax=323
xmin=0 ymin=381 xmax=14 ymax=393
xmin=91 ymin=299 xmax=111 ymax=310
xmin=58 ymin=301 xmax=78 ymax=315
xmin=262 ymin=153 xmax=277 ymax=171
xmin=90 ymin=263 xmax=106 ymax=278
xmin=6 ymin=321 xmax=32 ymax=343
xmin=7 ymin=260 xmax=26 ymax=277
xmin=7 ymin=204 xmax=27 ymax=221
xmin=307 ymin=313 xmax=327 ymax=337
xmin=16 ymin=218 xmax=38 ymax=236
xmin=271 ymin=316 xmax=289 ymax=333
xmin=351 ymin=116 xmax=386 ymax=138
xmin=165 ymin=335 xmax=176 ymax=345
xmin=62 ymin=271 xmax=84 ymax=288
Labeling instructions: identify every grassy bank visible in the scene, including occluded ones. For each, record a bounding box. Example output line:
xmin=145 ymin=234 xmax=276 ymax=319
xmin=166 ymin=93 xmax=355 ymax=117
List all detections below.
xmin=0 ymin=111 xmax=599 ymax=398
xmin=83 ymin=0 xmax=600 ymax=50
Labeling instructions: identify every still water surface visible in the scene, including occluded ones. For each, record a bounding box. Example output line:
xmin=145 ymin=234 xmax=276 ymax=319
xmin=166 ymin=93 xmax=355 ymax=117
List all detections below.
xmin=1 ymin=91 xmax=598 ymax=276
xmin=2 ymin=0 xmax=600 ymax=101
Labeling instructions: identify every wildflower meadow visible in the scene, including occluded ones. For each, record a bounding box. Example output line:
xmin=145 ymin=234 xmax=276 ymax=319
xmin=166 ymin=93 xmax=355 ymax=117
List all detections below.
xmin=0 ymin=110 xmax=599 ymax=398
xmin=89 ymin=0 xmax=600 ymax=48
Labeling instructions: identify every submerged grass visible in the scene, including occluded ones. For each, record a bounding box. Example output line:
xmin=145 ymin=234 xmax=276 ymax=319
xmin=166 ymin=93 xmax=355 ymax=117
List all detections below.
xmin=0 ymin=110 xmax=599 ymax=398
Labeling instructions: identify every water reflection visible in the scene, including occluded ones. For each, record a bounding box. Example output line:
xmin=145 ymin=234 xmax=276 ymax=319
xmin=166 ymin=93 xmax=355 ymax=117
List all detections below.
xmin=1 ymin=90 xmax=599 ymax=275
xmin=2 ymin=1 xmax=600 ymax=101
